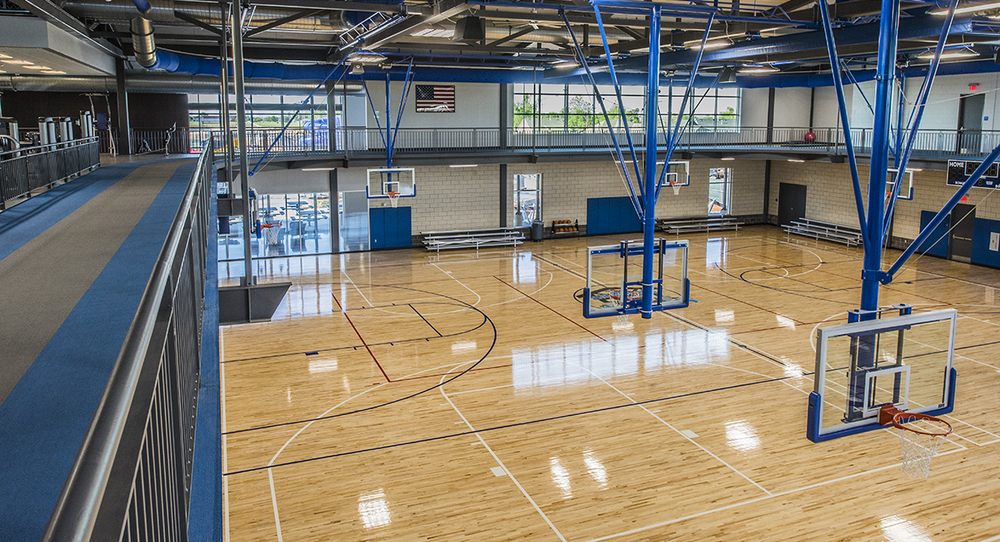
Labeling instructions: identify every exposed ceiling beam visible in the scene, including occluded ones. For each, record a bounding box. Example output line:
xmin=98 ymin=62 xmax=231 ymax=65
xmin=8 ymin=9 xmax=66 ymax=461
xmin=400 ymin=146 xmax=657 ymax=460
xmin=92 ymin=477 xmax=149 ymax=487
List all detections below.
xmin=14 ymin=0 xmax=122 ymax=57
xmin=174 ymin=10 xmax=223 ymax=36
xmin=244 ymin=9 xmax=323 ymax=38
xmin=342 ymin=0 xmax=470 ymax=53
xmin=487 ymin=26 xmax=537 ymax=47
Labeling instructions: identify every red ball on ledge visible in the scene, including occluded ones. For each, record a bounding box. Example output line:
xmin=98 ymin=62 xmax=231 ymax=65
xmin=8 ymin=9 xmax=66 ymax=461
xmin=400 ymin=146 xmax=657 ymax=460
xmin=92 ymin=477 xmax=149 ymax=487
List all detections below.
xmin=804 ymin=131 xmax=816 ymax=143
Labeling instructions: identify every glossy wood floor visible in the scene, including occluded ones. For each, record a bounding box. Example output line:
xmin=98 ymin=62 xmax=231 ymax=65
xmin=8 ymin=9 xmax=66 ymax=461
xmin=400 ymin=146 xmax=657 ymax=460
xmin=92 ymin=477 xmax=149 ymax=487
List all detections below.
xmin=219 ymin=226 xmax=1000 ymax=542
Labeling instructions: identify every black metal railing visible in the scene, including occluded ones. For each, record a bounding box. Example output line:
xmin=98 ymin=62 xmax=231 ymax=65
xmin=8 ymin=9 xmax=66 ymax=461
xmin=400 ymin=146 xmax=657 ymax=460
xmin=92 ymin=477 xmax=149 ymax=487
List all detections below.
xmin=0 ymin=137 xmax=100 ymax=210
xmin=42 ymin=140 xmax=214 ymax=541
xmin=186 ymin=126 xmax=1000 ymax=162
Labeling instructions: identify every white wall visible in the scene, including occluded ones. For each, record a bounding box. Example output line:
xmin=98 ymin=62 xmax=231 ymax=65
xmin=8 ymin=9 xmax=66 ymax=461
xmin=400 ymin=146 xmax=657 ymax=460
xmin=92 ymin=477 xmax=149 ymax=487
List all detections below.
xmin=741 ymin=88 xmax=770 ymax=127
xmin=772 ymin=88 xmax=812 ymax=128
xmin=249 ymin=169 xmax=331 ymax=194
xmin=813 ymin=86 xmax=849 ymax=128
xmin=363 ymin=81 xmax=500 ymax=129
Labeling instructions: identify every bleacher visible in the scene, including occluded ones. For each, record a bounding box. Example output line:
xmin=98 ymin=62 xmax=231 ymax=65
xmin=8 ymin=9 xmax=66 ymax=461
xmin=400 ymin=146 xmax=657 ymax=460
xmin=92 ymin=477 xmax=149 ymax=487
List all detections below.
xmin=657 ymin=216 xmax=743 ymax=234
xmin=422 ymin=227 xmax=525 ymax=252
xmin=782 ymin=218 xmax=863 ymax=246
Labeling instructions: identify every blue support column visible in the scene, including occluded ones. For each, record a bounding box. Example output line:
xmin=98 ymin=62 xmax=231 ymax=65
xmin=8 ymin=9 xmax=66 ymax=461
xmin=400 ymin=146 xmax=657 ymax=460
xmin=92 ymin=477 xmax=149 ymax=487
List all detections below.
xmin=640 ymin=5 xmax=661 ymax=318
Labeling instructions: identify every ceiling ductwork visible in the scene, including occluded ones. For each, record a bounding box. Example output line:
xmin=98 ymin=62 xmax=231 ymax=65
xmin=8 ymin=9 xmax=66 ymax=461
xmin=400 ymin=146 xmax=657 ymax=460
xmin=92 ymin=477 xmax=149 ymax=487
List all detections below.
xmin=0 ymin=72 xmax=362 ymax=93
xmin=61 ymin=0 xmax=352 ymax=33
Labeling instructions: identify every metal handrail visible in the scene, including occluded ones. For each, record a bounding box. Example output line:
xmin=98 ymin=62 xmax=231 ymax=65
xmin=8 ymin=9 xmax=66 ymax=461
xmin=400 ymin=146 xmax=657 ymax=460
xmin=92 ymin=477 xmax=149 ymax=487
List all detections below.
xmin=41 ymin=141 xmax=213 ymax=541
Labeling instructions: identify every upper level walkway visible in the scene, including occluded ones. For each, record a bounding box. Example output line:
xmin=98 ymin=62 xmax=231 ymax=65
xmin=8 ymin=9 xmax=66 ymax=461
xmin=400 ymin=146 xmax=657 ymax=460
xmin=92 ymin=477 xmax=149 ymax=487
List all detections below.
xmin=167 ymin=125 xmax=999 ymax=168
xmin=0 ymin=156 xmax=210 ymax=539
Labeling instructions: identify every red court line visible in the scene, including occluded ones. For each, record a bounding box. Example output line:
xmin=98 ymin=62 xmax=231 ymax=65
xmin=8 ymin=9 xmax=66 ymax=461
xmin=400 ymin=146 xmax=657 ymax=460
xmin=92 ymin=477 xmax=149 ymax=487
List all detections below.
xmin=332 ymin=292 xmax=392 ymax=382
xmin=493 ymin=276 xmax=608 ymax=342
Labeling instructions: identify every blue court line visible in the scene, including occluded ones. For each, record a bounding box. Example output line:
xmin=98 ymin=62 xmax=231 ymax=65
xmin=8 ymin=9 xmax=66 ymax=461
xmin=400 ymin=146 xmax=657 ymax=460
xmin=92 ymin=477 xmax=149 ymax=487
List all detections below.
xmin=188 ymin=170 xmax=223 ymax=542
xmin=410 ymin=303 xmax=443 ymax=337
xmin=224 ymin=287 xmax=497 ymax=436
xmin=0 ymin=162 xmax=196 ymax=541
xmin=224 ymin=370 xmax=811 ymax=477
xmin=0 ymin=161 xmax=149 ymax=262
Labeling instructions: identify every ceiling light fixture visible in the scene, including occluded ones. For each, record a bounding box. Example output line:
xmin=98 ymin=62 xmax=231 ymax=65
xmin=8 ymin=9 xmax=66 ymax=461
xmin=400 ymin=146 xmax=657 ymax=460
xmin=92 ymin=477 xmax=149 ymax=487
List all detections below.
xmin=788 ymin=159 xmax=805 ymax=162
xmin=25 ymin=65 xmax=51 ymax=70
xmin=41 ymin=70 xmax=66 ymax=75
xmin=302 ymin=167 xmax=336 ymax=171
xmin=2 ymin=59 xmax=34 ymax=65
xmin=721 ymin=157 xmax=735 ymax=161
xmin=347 ymin=50 xmax=387 ymax=64
xmin=0 ymin=53 xmax=10 ymax=59
xmin=739 ymin=65 xmax=779 ymax=74
xmin=916 ymin=48 xmax=978 ymax=59
xmin=930 ymin=1 xmax=1000 ymax=15
xmin=449 ymin=164 xmax=478 ymax=167
xmin=553 ymin=60 xmax=579 ymax=68
xmin=411 ymin=28 xmax=454 ymax=38
xmin=687 ymin=40 xmax=729 ymax=50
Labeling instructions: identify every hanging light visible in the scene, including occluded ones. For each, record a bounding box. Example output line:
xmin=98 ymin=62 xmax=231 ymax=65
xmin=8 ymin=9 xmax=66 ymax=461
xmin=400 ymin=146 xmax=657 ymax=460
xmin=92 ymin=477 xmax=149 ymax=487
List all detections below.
xmin=738 ymin=64 xmax=779 ymax=74
xmin=916 ymin=48 xmax=978 ymax=59
xmin=347 ymin=50 xmax=386 ymax=64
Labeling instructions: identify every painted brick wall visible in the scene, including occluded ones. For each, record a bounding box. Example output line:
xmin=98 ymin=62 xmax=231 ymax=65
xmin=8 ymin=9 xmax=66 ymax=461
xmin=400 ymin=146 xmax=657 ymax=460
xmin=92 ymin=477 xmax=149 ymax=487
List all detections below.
xmin=767 ymin=160 xmax=1000 ymax=242
xmin=390 ymin=158 xmax=767 ymax=234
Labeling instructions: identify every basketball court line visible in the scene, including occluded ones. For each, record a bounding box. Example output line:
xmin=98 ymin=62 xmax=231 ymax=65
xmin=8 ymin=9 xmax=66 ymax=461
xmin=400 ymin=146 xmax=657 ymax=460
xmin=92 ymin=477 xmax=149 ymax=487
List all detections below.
xmin=222 ymin=371 xmax=815 ymax=476
xmin=267 ymin=469 xmax=284 ymax=542
xmin=223 ymin=300 xmax=498 ymax=436
xmin=430 ymin=262 xmax=482 ymax=306
xmin=564 ymin=360 xmax=773 ymax=496
xmin=494 ymin=275 xmax=609 ymax=342
xmin=409 ymin=304 xmax=442 ymax=336
xmin=582 ymin=446 xmax=968 ymax=542
xmin=332 ymin=291 xmax=390 ymax=382
xmin=438 ymin=364 xmax=568 ymax=542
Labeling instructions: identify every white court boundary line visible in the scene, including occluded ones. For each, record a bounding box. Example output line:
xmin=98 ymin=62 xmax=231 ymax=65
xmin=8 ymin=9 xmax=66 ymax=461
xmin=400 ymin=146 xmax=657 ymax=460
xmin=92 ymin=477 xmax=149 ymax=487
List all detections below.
xmin=439 ymin=362 xmax=568 ymax=542
xmin=583 ymin=447 xmax=966 ymax=542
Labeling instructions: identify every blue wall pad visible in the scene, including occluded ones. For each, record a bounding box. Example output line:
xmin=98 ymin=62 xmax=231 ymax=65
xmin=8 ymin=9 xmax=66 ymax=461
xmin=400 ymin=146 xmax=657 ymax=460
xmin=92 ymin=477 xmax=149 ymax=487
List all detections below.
xmin=0 ymin=163 xmax=196 ymax=540
xmin=971 ymin=217 xmax=1000 ymax=268
xmin=370 ymin=206 xmax=412 ymax=249
xmin=917 ymin=210 xmax=949 ymax=258
xmin=0 ymin=161 xmax=147 ymax=262
xmin=587 ymin=197 xmax=642 ymax=236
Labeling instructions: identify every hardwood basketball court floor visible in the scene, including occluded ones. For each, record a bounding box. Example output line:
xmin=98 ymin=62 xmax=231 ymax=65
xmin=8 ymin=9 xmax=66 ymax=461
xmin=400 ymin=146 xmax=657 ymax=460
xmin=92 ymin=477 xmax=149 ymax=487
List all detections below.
xmin=220 ymin=225 xmax=1000 ymax=541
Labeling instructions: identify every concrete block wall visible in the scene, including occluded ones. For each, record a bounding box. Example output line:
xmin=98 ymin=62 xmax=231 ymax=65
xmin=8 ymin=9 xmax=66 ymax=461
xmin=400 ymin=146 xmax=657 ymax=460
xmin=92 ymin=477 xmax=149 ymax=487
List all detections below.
xmin=767 ymin=160 xmax=1000 ymax=243
xmin=387 ymin=158 xmax=767 ymax=237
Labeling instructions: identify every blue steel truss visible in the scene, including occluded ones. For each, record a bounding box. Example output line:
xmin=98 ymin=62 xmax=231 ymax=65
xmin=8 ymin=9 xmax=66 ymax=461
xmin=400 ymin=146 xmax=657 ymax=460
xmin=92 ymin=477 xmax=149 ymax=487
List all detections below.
xmin=564 ymin=1 xmax=711 ymax=318
xmin=362 ymin=60 xmax=415 ymax=170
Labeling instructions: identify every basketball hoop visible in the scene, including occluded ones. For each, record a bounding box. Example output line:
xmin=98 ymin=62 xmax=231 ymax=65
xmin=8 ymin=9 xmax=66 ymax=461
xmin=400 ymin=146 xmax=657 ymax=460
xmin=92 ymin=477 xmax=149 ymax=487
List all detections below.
xmin=880 ymin=405 xmax=953 ymax=479
xmin=387 ymin=191 xmax=400 ymax=208
xmin=261 ymin=222 xmax=281 ymax=245
xmin=616 ymin=312 xmax=629 ymax=326
xmin=670 ymin=180 xmax=681 ymax=196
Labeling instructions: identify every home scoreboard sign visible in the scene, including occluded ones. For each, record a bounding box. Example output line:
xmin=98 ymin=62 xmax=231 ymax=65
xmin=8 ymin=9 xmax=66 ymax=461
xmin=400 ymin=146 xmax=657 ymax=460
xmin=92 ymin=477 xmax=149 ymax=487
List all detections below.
xmin=946 ymin=160 xmax=1000 ymax=188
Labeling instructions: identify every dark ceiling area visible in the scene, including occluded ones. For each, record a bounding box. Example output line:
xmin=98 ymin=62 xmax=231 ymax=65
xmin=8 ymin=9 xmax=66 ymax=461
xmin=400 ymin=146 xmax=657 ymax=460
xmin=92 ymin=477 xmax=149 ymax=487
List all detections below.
xmin=4 ymin=0 xmax=1000 ymax=86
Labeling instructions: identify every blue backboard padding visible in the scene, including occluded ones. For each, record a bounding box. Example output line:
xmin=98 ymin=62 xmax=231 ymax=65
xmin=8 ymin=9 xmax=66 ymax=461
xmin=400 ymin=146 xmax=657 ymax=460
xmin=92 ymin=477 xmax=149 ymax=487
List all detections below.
xmin=370 ymin=206 xmax=412 ymax=249
xmin=971 ymin=218 xmax=1000 ymax=268
xmin=917 ymin=210 xmax=949 ymax=258
xmin=586 ymin=197 xmax=641 ymax=236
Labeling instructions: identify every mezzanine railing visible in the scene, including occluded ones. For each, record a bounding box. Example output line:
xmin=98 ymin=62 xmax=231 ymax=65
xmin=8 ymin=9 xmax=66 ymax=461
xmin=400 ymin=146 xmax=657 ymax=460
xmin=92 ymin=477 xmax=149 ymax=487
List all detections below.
xmin=0 ymin=137 xmax=100 ymax=210
xmin=183 ymin=126 xmax=1000 ymax=162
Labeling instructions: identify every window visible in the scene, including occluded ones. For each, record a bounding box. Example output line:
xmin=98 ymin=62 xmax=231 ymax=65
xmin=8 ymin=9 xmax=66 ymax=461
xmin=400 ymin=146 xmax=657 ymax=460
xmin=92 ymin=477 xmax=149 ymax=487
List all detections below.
xmin=708 ymin=168 xmax=733 ymax=215
xmin=512 ymin=84 xmax=740 ymax=133
xmin=218 ymin=191 xmax=333 ymax=261
xmin=513 ymin=174 xmax=541 ymax=226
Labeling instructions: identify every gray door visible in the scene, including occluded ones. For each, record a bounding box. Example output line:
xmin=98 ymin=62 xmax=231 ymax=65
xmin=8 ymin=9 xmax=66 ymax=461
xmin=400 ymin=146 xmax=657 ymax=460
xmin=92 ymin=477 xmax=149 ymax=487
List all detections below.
xmin=949 ymin=203 xmax=975 ymax=262
xmin=957 ymin=94 xmax=984 ymax=153
xmin=339 ymin=190 xmax=370 ymax=252
xmin=778 ymin=183 xmax=807 ymax=226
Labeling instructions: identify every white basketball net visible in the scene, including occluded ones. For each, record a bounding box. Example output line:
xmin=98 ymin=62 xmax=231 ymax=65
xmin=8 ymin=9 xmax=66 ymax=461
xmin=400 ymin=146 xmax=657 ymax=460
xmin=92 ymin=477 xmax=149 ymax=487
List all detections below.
xmin=388 ymin=192 xmax=400 ymax=208
xmin=893 ymin=415 xmax=952 ymax=479
xmin=671 ymin=182 xmax=681 ymax=196
xmin=616 ymin=313 xmax=629 ymax=325
xmin=264 ymin=225 xmax=280 ymax=245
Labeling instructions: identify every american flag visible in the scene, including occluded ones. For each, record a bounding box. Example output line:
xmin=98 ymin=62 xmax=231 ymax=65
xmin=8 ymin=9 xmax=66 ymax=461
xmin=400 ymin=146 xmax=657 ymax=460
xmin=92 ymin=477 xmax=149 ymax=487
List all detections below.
xmin=415 ymin=85 xmax=455 ymax=112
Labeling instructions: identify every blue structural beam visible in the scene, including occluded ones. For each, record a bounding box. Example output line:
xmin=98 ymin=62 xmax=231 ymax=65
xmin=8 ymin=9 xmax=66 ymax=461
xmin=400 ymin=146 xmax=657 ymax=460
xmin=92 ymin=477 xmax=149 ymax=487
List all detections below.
xmin=561 ymin=9 xmax=643 ymax=219
xmin=885 ymin=143 xmax=1000 ymax=282
xmin=818 ymin=0 xmax=869 ymax=252
xmin=581 ymin=14 xmax=971 ymax=75
xmin=640 ymin=4 xmax=662 ymax=318
xmin=859 ymin=0 xmax=900 ymax=313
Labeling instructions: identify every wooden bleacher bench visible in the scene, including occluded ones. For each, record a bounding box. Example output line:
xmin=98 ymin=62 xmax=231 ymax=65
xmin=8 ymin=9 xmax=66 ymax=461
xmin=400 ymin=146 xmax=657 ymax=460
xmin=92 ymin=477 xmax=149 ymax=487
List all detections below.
xmin=782 ymin=218 xmax=862 ymax=247
xmin=421 ymin=227 xmax=525 ymax=252
xmin=657 ymin=216 xmax=742 ymax=234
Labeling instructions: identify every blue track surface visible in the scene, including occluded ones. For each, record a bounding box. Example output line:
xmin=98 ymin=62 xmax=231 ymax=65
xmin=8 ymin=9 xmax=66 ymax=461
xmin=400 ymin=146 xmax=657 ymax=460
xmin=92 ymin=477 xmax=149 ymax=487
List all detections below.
xmin=0 ymin=162 xmax=196 ymax=540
